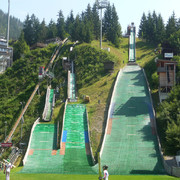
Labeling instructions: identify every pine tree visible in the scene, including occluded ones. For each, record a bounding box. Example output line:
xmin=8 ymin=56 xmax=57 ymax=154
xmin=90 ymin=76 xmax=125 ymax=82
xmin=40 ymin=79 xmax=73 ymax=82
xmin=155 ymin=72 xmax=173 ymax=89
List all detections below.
xmin=66 ymin=10 xmax=74 ymax=37
xmin=166 ymin=12 xmax=177 ymax=39
xmin=38 ymin=19 xmax=47 ymax=43
xmin=111 ymin=4 xmax=122 ymax=47
xmin=31 ymin=14 xmax=41 ymax=44
xmin=156 ymin=14 xmax=165 ymax=44
xmin=146 ymin=12 xmax=154 ymax=43
xmin=13 ymin=31 xmax=30 ymax=60
xmin=23 ymin=14 xmax=40 ymax=45
xmin=23 ymin=14 xmax=34 ymax=45
xmin=57 ymin=10 xmax=66 ymax=40
xmin=103 ymin=3 xmax=112 ymax=41
xmin=92 ymin=2 xmax=100 ymax=40
xmin=47 ymin=19 xmax=57 ymax=39
xmin=71 ymin=15 xmax=81 ymax=42
xmin=138 ymin=12 xmax=147 ymax=39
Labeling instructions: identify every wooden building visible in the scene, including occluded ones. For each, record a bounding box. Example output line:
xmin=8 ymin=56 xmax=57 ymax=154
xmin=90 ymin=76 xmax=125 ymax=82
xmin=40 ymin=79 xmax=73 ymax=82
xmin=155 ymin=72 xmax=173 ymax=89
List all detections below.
xmin=156 ymin=59 xmax=177 ymax=102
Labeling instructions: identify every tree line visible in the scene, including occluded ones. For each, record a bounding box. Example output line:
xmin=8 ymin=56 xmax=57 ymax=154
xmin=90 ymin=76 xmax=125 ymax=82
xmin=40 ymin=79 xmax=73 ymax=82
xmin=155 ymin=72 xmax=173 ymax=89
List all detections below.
xmin=138 ymin=11 xmax=180 ymax=52
xmin=22 ymin=2 xmax=122 ymax=47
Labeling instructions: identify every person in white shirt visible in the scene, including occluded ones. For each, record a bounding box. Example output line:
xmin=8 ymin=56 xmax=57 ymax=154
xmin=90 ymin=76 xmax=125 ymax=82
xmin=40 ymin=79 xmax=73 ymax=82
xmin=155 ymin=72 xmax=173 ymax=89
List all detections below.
xmin=4 ymin=159 xmax=13 ymax=180
xmin=102 ymin=165 xmax=109 ymax=180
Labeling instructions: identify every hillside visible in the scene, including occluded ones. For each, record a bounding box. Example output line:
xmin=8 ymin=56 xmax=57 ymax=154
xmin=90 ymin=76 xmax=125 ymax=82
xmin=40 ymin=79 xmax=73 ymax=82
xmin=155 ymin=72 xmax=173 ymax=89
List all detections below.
xmin=0 ymin=9 xmax=23 ymax=39
xmin=0 ymin=44 xmax=58 ymax=149
xmin=0 ymin=38 xmax=161 ymax=160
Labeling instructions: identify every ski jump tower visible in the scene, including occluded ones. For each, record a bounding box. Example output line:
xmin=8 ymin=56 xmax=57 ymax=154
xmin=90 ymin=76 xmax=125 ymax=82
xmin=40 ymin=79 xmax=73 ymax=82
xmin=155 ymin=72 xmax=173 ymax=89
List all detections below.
xmin=127 ymin=22 xmax=136 ymax=62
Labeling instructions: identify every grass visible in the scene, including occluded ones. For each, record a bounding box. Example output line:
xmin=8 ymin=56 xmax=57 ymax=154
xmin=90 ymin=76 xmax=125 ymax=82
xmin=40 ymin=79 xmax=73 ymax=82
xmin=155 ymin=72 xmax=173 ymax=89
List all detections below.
xmin=0 ymin=171 xmax=178 ymax=180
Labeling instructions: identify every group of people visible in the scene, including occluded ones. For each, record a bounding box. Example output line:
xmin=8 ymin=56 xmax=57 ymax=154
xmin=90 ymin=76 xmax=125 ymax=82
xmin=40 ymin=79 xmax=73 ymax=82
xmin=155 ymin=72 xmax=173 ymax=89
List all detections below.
xmin=0 ymin=159 xmax=13 ymax=180
xmin=1 ymin=159 xmax=108 ymax=180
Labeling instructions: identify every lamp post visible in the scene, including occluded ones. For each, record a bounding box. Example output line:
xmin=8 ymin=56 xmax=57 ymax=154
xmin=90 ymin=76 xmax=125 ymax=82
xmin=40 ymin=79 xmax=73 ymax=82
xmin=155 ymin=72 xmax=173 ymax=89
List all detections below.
xmin=97 ymin=0 xmax=108 ymax=49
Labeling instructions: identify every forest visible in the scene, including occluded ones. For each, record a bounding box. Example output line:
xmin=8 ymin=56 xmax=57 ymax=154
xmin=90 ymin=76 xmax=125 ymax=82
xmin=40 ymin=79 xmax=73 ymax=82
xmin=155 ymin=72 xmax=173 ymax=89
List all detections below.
xmin=0 ymin=9 xmax=23 ymax=39
xmin=22 ymin=2 xmax=122 ymax=47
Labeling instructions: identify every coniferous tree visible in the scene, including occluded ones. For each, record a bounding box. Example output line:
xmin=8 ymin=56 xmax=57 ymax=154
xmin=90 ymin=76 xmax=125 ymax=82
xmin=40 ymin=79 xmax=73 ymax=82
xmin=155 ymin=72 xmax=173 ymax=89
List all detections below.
xmin=23 ymin=14 xmax=34 ymax=45
xmin=166 ymin=12 xmax=177 ymax=39
xmin=71 ymin=15 xmax=81 ymax=42
xmin=92 ymin=2 xmax=100 ymax=40
xmin=23 ymin=14 xmax=40 ymax=45
xmin=57 ymin=10 xmax=66 ymax=40
xmin=66 ymin=10 xmax=74 ymax=37
xmin=103 ymin=3 xmax=112 ymax=41
xmin=156 ymin=14 xmax=165 ymax=44
xmin=38 ymin=19 xmax=47 ymax=43
xmin=138 ymin=12 xmax=147 ymax=39
xmin=146 ymin=12 xmax=154 ymax=43
xmin=111 ymin=4 xmax=122 ymax=47
xmin=152 ymin=11 xmax=158 ymax=43
xmin=31 ymin=14 xmax=41 ymax=44
xmin=47 ymin=19 xmax=57 ymax=39
xmin=13 ymin=31 xmax=30 ymax=60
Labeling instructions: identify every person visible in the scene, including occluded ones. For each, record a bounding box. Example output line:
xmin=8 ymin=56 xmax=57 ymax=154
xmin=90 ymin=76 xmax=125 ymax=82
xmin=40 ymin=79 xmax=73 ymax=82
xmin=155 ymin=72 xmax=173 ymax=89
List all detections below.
xmin=3 ymin=159 xmax=13 ymax=180
xmin=102 ymin=165 xmax=109 ymax=180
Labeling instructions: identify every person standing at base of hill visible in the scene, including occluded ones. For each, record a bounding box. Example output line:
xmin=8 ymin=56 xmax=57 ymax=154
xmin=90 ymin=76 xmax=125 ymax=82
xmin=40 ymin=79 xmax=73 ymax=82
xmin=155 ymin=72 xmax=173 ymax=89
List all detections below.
xmin=3 ymin=159 xmax=13 ymax=180
xmin=102 ymin=165 xmax=109 ymax=180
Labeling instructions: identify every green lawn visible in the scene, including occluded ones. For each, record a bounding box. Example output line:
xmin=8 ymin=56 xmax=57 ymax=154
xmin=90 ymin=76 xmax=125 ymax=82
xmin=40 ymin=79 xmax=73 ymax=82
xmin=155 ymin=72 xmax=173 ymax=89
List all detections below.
xmin=0 ymin=172 xmax=178 ymax=180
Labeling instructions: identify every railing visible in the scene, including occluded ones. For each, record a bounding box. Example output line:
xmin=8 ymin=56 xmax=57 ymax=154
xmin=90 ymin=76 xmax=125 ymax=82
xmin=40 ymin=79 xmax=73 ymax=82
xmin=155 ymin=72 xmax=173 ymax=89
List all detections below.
xmin=86 ymin=108 xmax=96 ymax=165
xmin=23 ymin=118 xmax=40 ymax=165
xmin=42 ymin=87 xmax=50 ymax=120
xmin=60 ymin=99 xmax=68 ymax=149
xmin=99 ymin=70 xmax=122 ymax=157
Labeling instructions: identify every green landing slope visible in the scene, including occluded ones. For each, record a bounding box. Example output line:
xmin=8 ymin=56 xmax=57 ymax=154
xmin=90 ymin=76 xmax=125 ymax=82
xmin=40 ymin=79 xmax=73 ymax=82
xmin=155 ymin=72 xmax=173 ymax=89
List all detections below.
xmin=20 ymin=124 xmax=62 ymax=173
xmin=21 ymin=104 xmax=96 ymax=174
xmin=101 ymin=65 xmax=165 ymax=175
xmin=61 ymin=104 xmax=95 ymax=174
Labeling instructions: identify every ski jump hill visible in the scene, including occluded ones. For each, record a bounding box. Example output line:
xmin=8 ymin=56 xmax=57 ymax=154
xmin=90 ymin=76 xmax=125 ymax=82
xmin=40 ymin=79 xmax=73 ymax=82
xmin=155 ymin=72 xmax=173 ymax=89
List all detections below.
xmin=20 ymin=26 xmax=165 ymax=175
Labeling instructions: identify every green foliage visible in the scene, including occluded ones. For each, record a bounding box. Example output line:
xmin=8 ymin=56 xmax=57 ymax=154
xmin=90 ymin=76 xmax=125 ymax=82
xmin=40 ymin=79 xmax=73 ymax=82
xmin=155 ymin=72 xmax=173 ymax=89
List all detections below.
xmin=138 ymin=11 xmax=165 ymax=45
xmin=172 ymin=56 xmax=180 ymax=83
xmin=71 ymin=45 xmax=116 ymax=88
xmin=169 ymin=30 xmax=180 ymax=54
xmin=0 ymin=44 xmax=57 ymax=142
xmin=103 ymin=3 xmax=122 ymax=47
xmin=57 ymin=10 xmax=66 ymax=40
xmin=143 ymin=57 xmax=158 ymax=89
xmin=156 ymin=85 xmax=180 ymax=154
xmin=13 ymin=31 xmax=30 ymax=60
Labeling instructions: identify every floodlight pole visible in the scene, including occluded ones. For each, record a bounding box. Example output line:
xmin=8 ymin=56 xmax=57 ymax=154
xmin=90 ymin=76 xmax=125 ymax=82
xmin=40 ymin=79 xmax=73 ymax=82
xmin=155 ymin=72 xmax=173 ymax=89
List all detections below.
xmin=7 ymin=0 xmax=10 ymax=47
xmin=100 ymin=8 xmax=103 ymax=49
xmin=98 ymin=0 xmax=108 ymax=49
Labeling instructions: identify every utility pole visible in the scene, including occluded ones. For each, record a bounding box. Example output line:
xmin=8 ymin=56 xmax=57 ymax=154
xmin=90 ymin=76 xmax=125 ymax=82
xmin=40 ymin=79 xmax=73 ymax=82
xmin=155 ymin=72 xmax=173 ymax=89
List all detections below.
xmin=97 ymin=0 xmax=108 ymax=49
xmin=7 ymin=0 xmax=10 ymax=47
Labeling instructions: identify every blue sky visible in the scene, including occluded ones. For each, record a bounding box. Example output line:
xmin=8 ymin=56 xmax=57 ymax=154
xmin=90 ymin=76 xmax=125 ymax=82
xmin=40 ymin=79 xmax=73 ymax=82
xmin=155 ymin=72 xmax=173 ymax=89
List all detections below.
xmin=1 ymin=0 xmax=180 ymax=33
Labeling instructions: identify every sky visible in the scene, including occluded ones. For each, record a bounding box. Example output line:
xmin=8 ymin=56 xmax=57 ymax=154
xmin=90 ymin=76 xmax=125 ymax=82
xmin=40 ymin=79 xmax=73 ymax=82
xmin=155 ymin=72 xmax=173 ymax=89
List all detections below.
xmin=1 ymin=0 xmax=180 ymax=34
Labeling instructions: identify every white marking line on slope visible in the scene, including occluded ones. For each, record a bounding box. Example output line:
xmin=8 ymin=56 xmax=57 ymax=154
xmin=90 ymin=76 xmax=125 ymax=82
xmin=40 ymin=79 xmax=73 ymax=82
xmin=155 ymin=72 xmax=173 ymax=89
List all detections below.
xmin=127 ymin=134 xmax=136 ymax=136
